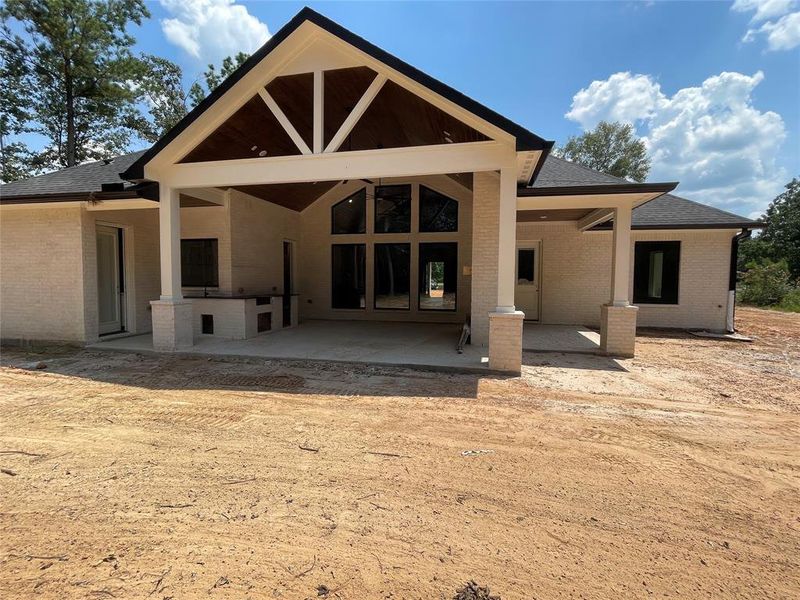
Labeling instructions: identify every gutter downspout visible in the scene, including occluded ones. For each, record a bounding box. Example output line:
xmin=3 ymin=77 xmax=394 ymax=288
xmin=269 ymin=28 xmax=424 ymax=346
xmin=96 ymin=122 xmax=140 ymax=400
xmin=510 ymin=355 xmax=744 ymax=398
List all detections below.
xmin=727 ymin=228 xmax=752 ymax=333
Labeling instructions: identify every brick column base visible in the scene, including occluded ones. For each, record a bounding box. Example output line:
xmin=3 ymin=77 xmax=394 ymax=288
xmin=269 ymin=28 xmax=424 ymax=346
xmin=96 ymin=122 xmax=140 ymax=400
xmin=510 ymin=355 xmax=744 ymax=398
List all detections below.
xmin=600 ymin=304 xmax=638 ymax=357
xmin=151 ymin=300 xmax=193 ymax=351
xmin=488 ymin=310 xmax=524 ymax=374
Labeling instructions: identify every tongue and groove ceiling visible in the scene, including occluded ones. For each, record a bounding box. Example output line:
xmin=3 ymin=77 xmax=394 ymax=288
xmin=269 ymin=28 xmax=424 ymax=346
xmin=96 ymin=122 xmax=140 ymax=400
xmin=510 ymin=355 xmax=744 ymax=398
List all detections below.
xmin=179 ymin=65 xmax=485 ymax=210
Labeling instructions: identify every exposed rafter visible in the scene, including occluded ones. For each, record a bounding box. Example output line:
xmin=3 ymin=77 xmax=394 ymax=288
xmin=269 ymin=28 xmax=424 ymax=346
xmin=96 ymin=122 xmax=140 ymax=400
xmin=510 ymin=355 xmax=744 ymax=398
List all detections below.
xmin=257 ymin=88 xmax=312 ymax=155
xmin=577 ymin=208 xmax=614 ymax=231
xmin=313 ymin=70 xmax=324 ymax=153
xmin=324 ymin=73 xmax=387 ymax=153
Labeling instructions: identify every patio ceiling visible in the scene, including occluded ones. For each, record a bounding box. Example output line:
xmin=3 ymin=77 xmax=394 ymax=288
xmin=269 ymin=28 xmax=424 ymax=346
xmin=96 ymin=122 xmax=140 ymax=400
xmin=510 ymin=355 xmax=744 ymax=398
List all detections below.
xmin=179 ymin=66 xmax=489 ymax=165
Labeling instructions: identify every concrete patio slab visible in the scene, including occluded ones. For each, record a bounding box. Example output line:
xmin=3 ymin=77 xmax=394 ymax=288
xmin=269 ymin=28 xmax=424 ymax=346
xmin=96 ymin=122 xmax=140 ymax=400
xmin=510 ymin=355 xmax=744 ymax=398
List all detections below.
xmin=523 ymin=323 xmax=601 ymax=354
xmin=91 ymin=320 xmax=490 ymax=373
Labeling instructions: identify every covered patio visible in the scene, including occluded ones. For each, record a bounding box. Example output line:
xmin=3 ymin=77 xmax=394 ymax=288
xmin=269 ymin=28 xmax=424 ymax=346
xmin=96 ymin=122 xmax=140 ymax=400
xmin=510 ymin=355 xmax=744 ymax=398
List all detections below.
xmin=92 ymin=320 xmax=487 ymax=372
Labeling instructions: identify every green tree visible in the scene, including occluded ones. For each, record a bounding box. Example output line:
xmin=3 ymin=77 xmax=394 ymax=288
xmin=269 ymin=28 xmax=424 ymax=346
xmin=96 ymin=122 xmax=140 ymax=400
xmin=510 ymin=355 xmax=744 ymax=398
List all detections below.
xmin=135 ymin=54 xmax=189 ymax=141
xmin=556 ymin=121 xmax=651 ymax=182
xmin=0 ymin=0 xmax=150 ymax=170
xmin=0 ymin=28 xmax=33 ymax=182
xmin=759 ymin=178 xmax=800 ymax=280
xmin=188 ymin=52 xmax=249 ymax=108
xmin=738 ymin=259 xmax=793 ymax=306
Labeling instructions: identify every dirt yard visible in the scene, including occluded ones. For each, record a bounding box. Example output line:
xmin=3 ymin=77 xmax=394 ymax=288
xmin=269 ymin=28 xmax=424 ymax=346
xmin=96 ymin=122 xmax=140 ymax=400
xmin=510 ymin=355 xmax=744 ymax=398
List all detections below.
xmin=1 ymin=307 xmax=798 ymax=599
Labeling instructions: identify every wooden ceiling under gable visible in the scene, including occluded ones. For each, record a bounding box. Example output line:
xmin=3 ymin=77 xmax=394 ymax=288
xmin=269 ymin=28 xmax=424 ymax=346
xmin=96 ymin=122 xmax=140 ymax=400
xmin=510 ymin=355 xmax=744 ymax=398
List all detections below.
xmin=177 ymin=65 xmax=491 ymax=209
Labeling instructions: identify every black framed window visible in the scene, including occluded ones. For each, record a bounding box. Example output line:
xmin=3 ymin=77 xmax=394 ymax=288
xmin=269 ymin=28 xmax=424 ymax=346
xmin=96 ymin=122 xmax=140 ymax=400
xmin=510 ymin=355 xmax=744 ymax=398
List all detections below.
xmin=181 ymin=239 xmax=219 ymax=287
xmin=374 ymin=244 xmax=411 ymax=310
xmin=418 ymin=242 xmax=457 ymax=311
xmin=374 ymin=184 xmax=411 ymax=233
xmin=634 ymin=241 xmax=680 ymax=304
xmin=419 ymin=186 xmax=458 ymax=232
xmin=332 ymin=244 xmax=366 ymax=309
xmin=332 ymin=188 xmax=366 ymax=234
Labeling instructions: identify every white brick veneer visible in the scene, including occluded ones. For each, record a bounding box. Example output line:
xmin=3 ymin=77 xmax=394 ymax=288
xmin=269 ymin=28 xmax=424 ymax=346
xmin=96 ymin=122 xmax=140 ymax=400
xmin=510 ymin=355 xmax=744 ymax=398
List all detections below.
xmin=516 ymin=222 xmax=737 ymax=331
xmin=470 ymin=172 xmax=500 ymax=346
xmin=488 ymin=310 xmax=524 ymax=373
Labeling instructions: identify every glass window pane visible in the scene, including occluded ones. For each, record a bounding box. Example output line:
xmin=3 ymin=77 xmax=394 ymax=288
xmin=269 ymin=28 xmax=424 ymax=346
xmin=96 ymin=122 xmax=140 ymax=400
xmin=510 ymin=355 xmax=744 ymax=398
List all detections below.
xmin=375 ymin=244 xmax=410 ymax=309
xmin=374 ymin=184 xmax=411 ymax=233
xmin=332 ymin=188 xmax=366 ymax=234
xmin=634 ymin=241 xmax=680 ymax=304
xmin=181 ymin=239 xmax=219 ymax=287
xmin=419 ymin=185 xmax=458 ymax=232
xmin=648 ymin=251 xmax=664 ymax=298
xmin=419 ymin=242 xmax=457 ymax=310
xmin=332 ymin=244 xmax=366 ymax=309
xmin=517 ymin=249 xmax=535 ymax=283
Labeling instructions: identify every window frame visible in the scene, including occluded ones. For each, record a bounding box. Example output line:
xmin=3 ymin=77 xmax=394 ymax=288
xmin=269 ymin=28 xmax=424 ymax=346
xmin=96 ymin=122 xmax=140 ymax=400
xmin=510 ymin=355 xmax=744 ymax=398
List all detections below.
xmin=418 ymin=185 xmax=459 ymax=233
xmin=331 ymin=188 xmax=367 ymax=235
xmin=418 ymin=242 xmax=458 ymax=312
xmin=633 ymin=241 xmax=681 ymax=305
xmin=331 ymin=243 xmax=367 ymax=310
xmin=373 ymin=184 xmax=412 ymax=234
xmin=373 ymin=243 xmax=411 ymax=311
xmin=180 ymin=238 xmax=219 ymax=288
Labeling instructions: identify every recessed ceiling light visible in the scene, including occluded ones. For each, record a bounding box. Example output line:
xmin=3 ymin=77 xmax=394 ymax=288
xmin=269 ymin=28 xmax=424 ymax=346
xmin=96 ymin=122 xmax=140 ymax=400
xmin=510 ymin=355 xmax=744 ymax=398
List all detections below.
xmin=258 ymin=150 xmax=267 ymax=157
xmin=250 ymin=145 xmax=258 ymax=152
xmin=540 ymin=215 xmax=547 ymax=219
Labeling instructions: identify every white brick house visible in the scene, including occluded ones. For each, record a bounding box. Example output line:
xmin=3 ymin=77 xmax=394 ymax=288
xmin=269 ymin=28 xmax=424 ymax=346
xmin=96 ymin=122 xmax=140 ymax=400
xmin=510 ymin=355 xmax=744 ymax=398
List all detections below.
xmin=0 ymin=8 xmax=757 ymax=373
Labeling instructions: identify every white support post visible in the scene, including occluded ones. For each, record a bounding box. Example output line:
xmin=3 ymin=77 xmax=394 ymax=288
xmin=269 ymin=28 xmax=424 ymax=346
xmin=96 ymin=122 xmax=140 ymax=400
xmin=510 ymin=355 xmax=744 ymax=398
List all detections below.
xmin=313 ymin=70 xmax=324 ymax=153
xmin=258 ymin=88 xmax=312 ymax=155
xmin=487 ymin=165 xmax=525 ymax=374
xmin=151 ymin=184 xmax=193 ymax=351
xmin=601 ymin=203 xmax=638 ymax=357
xmin=610 ymin=203 xmax=632 ymax=306
xmin=159 ymin=185 xmax=182 ymax=302
xmin=496 ymin=166 xmax=517 ymax=312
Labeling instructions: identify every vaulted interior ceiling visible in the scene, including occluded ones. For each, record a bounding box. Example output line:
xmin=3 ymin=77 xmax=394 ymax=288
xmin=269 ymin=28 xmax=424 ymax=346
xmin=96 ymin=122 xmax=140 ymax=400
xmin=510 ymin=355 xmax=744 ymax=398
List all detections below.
xmin=179 ymin=66 xmax=489 ymax=164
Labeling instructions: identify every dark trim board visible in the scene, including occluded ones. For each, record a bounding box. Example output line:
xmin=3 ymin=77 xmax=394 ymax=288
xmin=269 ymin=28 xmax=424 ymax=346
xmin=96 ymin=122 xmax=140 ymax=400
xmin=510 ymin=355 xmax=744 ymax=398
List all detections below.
xmin=122 ymin=7 xmax=554 ymax=182
xmin=518 ymin=182 xmax=679 ymax=197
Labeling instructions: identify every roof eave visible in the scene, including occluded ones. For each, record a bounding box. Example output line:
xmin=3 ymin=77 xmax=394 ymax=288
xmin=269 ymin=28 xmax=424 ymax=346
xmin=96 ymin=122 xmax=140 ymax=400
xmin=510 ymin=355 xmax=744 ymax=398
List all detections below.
xmin=122 ymin=6 xmax=552 ymax=182
xmin=518 ymin=181 xmax=679 ymax=197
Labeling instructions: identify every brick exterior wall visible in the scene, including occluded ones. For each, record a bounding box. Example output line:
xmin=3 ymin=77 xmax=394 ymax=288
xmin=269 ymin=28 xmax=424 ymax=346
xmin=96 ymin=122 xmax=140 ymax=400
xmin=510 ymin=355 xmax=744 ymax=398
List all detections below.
xmin=470 ymin=171 xmax=500 ymax=346
xmin=1 ymin=206 xmax=87 ymax=342
xmin=516 ymin=222 xmax=737 ymax=331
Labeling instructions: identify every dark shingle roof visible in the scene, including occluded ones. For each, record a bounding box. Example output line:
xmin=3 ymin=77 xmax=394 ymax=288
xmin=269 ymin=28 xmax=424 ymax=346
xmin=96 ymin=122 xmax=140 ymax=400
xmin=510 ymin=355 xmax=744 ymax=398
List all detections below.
xmin=0 ymin=151 xmax=145 ymax=200
xmin=533 ymin=155 xmax=758 ymax=229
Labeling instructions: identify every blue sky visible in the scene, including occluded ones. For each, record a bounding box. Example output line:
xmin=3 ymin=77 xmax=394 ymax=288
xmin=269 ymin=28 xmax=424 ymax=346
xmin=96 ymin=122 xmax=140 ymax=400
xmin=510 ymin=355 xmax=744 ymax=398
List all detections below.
xmin=23 ymin=1 xmax=800 ymax=217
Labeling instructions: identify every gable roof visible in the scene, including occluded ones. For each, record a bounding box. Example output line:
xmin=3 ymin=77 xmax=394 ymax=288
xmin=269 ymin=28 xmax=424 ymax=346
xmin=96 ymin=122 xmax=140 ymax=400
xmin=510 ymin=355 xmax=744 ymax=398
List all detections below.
xmin=122 ymin=6 xmax=553 ymax=181
xmin=532 ymin=156 xmax=759 ymax=229
xmin=0 ymin=151 xmax=146 ymax=203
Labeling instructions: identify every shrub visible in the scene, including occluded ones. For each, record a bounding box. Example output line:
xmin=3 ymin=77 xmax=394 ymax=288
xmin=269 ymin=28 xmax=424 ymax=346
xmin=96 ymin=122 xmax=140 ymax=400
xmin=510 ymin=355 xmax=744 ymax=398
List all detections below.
xmin=777 ymin=288 xmax=800 ymax=312
xmin=738 ymin=259 xmax=794 ymax=306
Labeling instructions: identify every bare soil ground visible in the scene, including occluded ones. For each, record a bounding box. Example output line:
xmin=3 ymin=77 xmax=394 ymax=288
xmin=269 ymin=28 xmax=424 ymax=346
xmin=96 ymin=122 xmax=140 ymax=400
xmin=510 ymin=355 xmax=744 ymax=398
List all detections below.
xmin=1 ymin=307 xmax=798 ymax=599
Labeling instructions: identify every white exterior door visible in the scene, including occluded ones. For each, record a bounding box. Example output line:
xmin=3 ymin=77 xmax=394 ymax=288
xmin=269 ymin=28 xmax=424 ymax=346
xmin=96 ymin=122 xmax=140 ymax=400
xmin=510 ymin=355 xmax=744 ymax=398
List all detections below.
xmin=96 ymin=225 xmax=122 ymax=335
xmin=515 ymin=242 xmax=541 ymax=321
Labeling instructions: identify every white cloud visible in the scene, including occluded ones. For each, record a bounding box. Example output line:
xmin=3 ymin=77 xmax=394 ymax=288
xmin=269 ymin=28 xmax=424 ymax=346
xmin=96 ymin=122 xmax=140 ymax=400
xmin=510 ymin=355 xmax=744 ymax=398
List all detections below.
xmin=159 ymin=0 xmax=271 ymax=63
xmin=565 ymin=71 xmax=788 ymax=217
xmin=733 ymin=0 xmax=800 ymax=51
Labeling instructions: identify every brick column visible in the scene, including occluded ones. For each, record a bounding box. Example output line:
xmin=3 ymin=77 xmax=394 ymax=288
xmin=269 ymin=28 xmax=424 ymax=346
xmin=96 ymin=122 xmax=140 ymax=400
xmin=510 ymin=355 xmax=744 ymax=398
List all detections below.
xmin=470 ymin=172 xmax=500 ymax=346
xmin=489 ymin=310 xmax=525 ymax=373
xmin=600 ymin=203 xmax=637 ymax=356
xmin=150 ymin=184 xmax=193 ymax=351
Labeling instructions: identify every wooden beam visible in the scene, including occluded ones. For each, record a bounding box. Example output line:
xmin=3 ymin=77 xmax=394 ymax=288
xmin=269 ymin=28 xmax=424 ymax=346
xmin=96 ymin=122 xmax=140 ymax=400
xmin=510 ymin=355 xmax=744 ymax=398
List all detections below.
xmin=313 ymin=70 xmax=324 ymax=153
xmin=577 ymin=208 xmax=614 ymax=231
xmin=324 ymin=73 xmax=387 ymax=153
xmin=156 ymin=141 xmax=514 ymax=189
xmin=258 ymin=88 xmax=312 ymax=155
